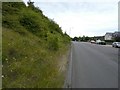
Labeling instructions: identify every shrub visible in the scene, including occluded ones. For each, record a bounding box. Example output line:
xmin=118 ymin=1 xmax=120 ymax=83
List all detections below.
xmin=2 ymin=2 xmax=25 ymax=15
xmin=2 ymin=15 xmax=19 ymax=29
xmin=48 ymin=20 xmax=63 ymax=35
xmin=48 ymin=36 xmax=59 ymax=51
xmin=19 ymin=15 xmax=40 ymax=34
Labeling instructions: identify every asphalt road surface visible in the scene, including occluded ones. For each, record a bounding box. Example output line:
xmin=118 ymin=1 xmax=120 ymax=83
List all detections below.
xmin=66 ymin=41 xmax=118 ymax=88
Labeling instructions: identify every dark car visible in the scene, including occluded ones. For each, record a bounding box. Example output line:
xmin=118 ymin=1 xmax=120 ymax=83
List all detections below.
xmin=112 ymin=42 xmax=120 ymax=48
xmin=99 ymin=41 xmax=106 ymax=45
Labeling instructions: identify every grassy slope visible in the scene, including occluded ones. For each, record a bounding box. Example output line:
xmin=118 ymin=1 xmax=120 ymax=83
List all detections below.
xmin=2 ymin=2 xmax=70 ymax=88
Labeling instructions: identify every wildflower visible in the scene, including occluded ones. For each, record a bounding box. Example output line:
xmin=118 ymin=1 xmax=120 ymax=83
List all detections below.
xmin=10 ymin=70 xmax=13 ymax=72
xmin=5 ymin=58 xmax=8 ymax=61
xmin=2 ymin=75 xmax=4 ymax=78
xmin=25 ymin=57 xmax=27 ymax=58
xmin=6 ymin=61 xmax=8 ymax=63
xmin=13 ymin=57 xmax=16 ymax=60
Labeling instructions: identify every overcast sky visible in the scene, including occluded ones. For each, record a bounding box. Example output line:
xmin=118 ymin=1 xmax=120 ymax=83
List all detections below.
xmin=23 ymin=0 xmax=119 ymax=37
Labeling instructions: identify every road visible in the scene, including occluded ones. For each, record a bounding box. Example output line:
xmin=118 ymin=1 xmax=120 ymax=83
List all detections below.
xmin=66 ymin=41 xmax=118 ymax=88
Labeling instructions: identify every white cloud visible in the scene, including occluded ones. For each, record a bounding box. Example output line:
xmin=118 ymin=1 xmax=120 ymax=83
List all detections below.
xmin=24 ymin=1 xmax=118 ymax=37
xmin=23 ymin=0 xmax=119 ymax=3
xmin=54 ymin=11 xmax=117 ymax=37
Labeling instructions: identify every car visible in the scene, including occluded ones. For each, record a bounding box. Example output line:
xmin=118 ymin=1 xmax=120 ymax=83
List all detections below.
xmin=96 ymin=40 xmax=106 ymax=45
xmin=112 ymin=42 xmax=120 ymax=48
xmin=96 ymin=40 xmax=101 ymax=44
xmin=98 ymin=41 xmax=106 ymax=45
xmin=91 ymin=40 xmax=95 ymax=43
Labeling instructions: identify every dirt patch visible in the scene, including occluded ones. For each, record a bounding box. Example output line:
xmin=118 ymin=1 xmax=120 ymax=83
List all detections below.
xmin=58 ymin=46 xmax=70 ymax=73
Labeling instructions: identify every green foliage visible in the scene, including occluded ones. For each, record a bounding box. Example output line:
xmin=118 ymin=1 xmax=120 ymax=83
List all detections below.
xmin=2 ymin=2 xmax=26 ymax=30
xmin=114 ymin=37 xmax=120 ymax=42
xmin=80 ymin=36 xmax=90 ymax=41
xmin=48 ymin=36 xmax=59 ymax=51
xmin=2 ymin=2 xmax=25 ymax=15
xmin=72 ymin=37 xmax=79 ymax=41
xmin=72 ymin=36 xmax=92 ymax=42
xmin=27 ymin=0 xmax=43 ymax=14
xmin=19 ymin=14 xmax=40 ymax=34
xmin=2 ymin=1 xmax=70 ymax=88
xmin=48 ymin=19 xmax=63 ymax=35
xmin=2 ymin=15 xmax=19 ymax=29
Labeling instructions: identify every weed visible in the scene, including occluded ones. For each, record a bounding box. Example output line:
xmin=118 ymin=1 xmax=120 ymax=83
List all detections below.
xmin=2 ymin=2 xmax=70 ymax=88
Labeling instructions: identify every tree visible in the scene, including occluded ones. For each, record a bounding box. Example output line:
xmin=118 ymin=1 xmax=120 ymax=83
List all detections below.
xmin=114 ymin=37 xmax=120 ymax=42
xmin=27 ymin=0 xmax=34 ymax=7
xmin=27 ymin=0 xmax=43 ymax=13
xmin=72 ymin=37 xmax=79 ymax=41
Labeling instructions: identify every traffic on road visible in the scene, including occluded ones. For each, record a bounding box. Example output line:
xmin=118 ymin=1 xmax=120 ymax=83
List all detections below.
xmin=90 ymin=40 xmax=120 ymax=48
xmin=66 ymin=41 xmax=118 ymax=88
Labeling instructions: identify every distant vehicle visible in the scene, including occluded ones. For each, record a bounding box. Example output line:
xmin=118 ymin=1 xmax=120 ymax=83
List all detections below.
xmin=112 ymin=42 xmax=120 ymax=48
xmin=98 ymin=41 xmax=106 ymax=45
xmin=96 ymin=40 xmax=106 ymax=45
xmin=91 ymin=40 xmax=95 ymax=43
xmin=96 ymin=39 xmax=101 ymax=44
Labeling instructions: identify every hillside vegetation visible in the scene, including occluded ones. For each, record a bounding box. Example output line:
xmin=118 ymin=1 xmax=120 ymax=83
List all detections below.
xmin=2 ymin=1 xmax=70 ymax=88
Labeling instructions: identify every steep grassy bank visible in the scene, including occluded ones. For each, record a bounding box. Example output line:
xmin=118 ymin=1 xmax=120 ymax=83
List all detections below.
xmin=2 ymin=2 xmax=70 ymax=88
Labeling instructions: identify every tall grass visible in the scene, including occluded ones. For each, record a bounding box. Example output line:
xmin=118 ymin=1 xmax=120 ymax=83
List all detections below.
xmin=2 ymin=2 xmax=70 ymax=88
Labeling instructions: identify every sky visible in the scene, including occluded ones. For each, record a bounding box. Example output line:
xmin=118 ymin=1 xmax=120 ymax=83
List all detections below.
xmin=23 ymin=0 xmax=119 ymax=37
